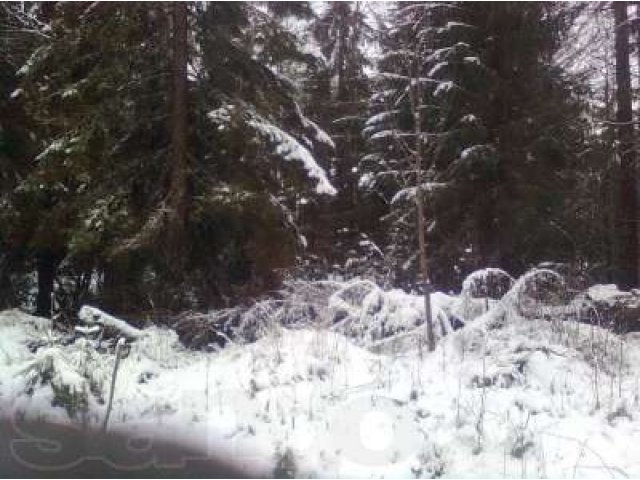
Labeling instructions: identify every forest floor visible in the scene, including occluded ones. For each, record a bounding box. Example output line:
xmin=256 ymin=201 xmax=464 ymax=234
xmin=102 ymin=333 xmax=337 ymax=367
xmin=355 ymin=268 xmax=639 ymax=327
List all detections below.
xmin=1 ymin=275 xmax=640 ymax=478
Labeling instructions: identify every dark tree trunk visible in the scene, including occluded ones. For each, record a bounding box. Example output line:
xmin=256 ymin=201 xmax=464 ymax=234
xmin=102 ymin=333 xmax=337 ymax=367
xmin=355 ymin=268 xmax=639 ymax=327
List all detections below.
xmin=614 ymin=2 xmax=639 ymax=289
xmin=166 ymin=2 xmax=189 ymax=260
xmin=636 ymin=3 xmax=640 ymax=84
xmin=476 ymin=199 xmax=498 ymax=269
xmin=604 ymin=53 xmax=618 ymax=284
xmin=35 ymin=250 xmax=59 ymax=318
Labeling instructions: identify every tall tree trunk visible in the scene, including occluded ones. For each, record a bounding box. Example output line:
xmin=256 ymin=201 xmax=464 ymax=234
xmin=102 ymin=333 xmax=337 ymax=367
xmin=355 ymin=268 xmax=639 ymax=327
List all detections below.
xmin=476 ymin=197 xmax=498 ymax=269
xmin=614 ymin=2 xmax=639 ymax=289
xmin=334 ymin=3 xmax=349 ymax=103
xmin=35 ymin=250 xmax=59 ymax=318
xmin=636 ymin=3 xmax=640 ymax=86
xmin=166 ymin=2 xmax=189 ymax=260
xmin=604 ymin=52 xmax=618 ymax=283
xmin=409 ymin=50 xmax=435 ymax=352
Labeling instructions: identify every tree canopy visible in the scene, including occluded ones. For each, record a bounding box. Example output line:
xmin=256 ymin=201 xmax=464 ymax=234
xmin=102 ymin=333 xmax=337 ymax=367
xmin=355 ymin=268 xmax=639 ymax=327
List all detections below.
xmin=0 ymin=1 xmax=636 ymax=319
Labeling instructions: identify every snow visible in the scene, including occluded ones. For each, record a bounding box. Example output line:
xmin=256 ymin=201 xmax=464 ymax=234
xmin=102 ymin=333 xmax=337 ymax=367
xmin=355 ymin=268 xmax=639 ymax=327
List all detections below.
xmin=74 ymin=325 xmax=101 ymax=335
xmin=358 ymin=239 xmax=383 ymax=258
xmin=459 ymin=268 xmax=514 ymax=321
xmin=208 ymin=105 xmax=336 ymax=196
xmin=391 ymin=182 xmax=448 ymax=205
xmin=296 ymin=104 xmax=336 ymax=150
xmin=35 ymin=138 xmax=66 ymax=161
xmin=434 ymin=81 xmax=455 ymax=97
xmin=428 ymin=61 xmax=448 ymax=77
xmin=16 ymin=45 xmax=50 ymax=76
xmin=370 ymin=88 xmax=398 ymax=103
xmin=461 ymin=268 xmax=514 ymax=297
xmin=78 ymin=305 xmax=145 ymax=339
xmin=460 ymin=113 xmax=478 ymax=124
xmin=327 ymin=279 xmax=457 ymax=347
xmin=425 ymin=42 xmax=472 ymax=64
xmin=584 ymin=284 xmax=634 ymax=306
xmin=358 ymin=172 xmax=376 ymax=189
xmin=463 ymin=56 xmax=482 ymax=66
xmin=374 ymin=72 xmax=440 ymax=85
xmin=3 ymin=275 xmax=640 ymax=477
xmin=207 ymin=104 xmax=233 ymax=124
xmin=365 ymin=110 xmax=399 ymax=127
xmin=61 ymin=87 xmax=78 ymax=98
xmin=445 ymin=21 xmax=472 ymax=29
xmin=303 ymin=117 xmax=336 ymax=149
xmin=461 ymin=144 xmax=489 ymax=161
xmin=369 ymin=129 xmax=397 ymax=140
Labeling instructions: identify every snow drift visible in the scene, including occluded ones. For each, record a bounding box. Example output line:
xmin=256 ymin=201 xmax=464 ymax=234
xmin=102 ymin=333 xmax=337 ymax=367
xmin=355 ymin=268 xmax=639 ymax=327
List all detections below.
xmin=1 ymin=273 xmax=640 ymax=477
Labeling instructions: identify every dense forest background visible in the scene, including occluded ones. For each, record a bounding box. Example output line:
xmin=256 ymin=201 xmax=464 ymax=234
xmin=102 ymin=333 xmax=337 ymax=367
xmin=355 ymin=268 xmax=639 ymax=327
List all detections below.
xmin=0 ymin=1 xmax=638 ymax=322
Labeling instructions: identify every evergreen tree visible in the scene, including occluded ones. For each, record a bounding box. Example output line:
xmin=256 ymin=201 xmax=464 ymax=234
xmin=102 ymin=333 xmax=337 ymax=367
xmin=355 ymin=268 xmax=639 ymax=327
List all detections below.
xmin=362 ymin=2 xmax=587 ymax=290
xmin=297 ymin=2 xmax=379 ymax=278
xmin=1 ymin=1 xmax=632 ymax=319
xmin=4 ymin=2 xmax=335 ymax=315
xmin=0 ymin=3 xmax=42 ymax=309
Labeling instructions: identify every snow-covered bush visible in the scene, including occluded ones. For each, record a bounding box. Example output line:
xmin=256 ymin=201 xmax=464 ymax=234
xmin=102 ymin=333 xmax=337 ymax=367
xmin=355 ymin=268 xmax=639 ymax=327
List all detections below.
xmin=175 ymin=280 xmax=345 ymax=348
xmin=328 ymin=279 xmax=457 ymax=348
xmin=3 ymin=271 xmax=640 ymax=477
xmin=461 ymin=268 xmax=514 ymax=300
xmin=502 ymin=268 xmax=568 ymax=320
xmin=459 ymin=268 xmax=514 ymax=322
xmin=78 ymin=305 xmax=145 ymax=339
xmin=175 ymin=278 xmax=461 ymax=349
xmin=19 ymin=345 xmax=96 ymax=419
xmin=570 ymin=284 xmax=640 ymax=333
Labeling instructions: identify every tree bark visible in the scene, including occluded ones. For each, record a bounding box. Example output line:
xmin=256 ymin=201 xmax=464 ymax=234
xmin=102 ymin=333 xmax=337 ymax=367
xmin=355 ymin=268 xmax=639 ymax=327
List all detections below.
xmin=614 ymin=2 xmax=639 ymax=289
xmin=409 ymin=47 xmax=435 ymax=352
xmin=604 ymin=49 xmax=618 ymax=283
xmin=35 ymin=250 xmax=59 ymax=318
xmin=166 ymin=2 xmax=189 ymax=258
xmin=636 ymin=3 xmax=640 ymax=88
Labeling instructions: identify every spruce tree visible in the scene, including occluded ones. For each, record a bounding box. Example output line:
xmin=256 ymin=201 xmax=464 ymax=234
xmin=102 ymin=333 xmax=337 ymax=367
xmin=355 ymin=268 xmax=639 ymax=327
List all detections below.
xmin=303 ymin=2 xmax=378 ymax=277
xmin=6 ymin=2 xmax=335 ymax=315
xmin=362 ymin=2 xmax=587 ymax=290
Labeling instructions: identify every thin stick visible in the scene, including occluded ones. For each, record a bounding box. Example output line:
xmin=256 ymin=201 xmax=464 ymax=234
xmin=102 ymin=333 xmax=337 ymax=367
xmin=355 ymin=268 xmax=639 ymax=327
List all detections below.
xmin=102 ymin=337 xmax=125 ymax=432
xmin=618 ymin=337 xmax=624 ymax=398
xmin=206 ymin=354 xmax=210 ymax=413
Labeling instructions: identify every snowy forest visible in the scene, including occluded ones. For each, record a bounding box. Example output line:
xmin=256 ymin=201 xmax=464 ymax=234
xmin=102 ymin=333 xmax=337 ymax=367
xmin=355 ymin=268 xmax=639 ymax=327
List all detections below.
xmin=3 ymin=1 xmax=640 ymax=478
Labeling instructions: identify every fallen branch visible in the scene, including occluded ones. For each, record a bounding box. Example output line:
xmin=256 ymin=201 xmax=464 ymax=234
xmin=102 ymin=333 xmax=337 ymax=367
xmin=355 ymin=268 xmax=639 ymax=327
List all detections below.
xmin=78 ymin=306 xmax=145 ymax=339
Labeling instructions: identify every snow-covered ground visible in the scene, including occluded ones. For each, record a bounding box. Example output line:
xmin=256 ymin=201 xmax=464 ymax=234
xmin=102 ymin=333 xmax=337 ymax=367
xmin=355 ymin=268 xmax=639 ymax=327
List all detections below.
xmin=1 ymin=275 xmax=640 ymax=478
